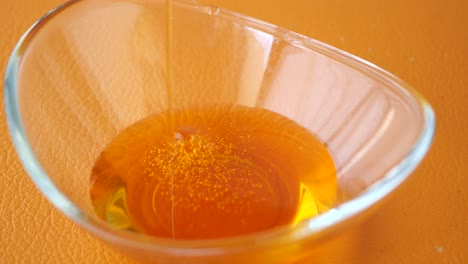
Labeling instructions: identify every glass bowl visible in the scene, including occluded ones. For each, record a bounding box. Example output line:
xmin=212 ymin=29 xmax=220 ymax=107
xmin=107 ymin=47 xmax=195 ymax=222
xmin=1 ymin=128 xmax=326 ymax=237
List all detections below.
xmin=4 ymin=0 xmax=435 ymax=263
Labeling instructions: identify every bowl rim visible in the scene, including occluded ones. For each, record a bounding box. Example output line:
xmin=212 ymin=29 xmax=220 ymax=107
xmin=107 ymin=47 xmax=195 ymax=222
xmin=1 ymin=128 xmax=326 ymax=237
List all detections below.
xmin=4 ymin=0 xmax=435 ymax=255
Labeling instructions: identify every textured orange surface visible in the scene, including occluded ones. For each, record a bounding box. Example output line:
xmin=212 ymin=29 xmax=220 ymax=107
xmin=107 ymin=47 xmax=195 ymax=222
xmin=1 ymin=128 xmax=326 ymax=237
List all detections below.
xmin=0 ymin=0 xmax=466 ymax=263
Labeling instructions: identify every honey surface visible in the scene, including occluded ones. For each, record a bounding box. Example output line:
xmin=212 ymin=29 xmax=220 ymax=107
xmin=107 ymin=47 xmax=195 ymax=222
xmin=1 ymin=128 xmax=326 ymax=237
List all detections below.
xmin=90 ymin=105 xmax=336 ymax=239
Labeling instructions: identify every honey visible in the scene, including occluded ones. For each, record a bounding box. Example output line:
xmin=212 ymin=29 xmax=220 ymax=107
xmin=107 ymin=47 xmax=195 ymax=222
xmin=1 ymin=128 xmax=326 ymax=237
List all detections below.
xmin=90 ymin=0 xmax=335 ymax=240
xmin=90 ymin=105 xmax=337 ymax=239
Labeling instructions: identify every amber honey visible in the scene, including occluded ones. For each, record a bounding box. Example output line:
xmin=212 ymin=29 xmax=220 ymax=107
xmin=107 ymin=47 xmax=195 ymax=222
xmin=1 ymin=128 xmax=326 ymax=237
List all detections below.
xmin=90 ymin=0 xmax=335 ymax=240
xmin=90 ymin=105 xmax=336 ymax=239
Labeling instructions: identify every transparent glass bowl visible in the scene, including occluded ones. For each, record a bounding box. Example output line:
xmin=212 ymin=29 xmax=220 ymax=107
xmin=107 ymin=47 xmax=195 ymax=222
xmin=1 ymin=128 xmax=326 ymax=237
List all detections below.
xmin=4 ymin=0 xmax=435 ymax=263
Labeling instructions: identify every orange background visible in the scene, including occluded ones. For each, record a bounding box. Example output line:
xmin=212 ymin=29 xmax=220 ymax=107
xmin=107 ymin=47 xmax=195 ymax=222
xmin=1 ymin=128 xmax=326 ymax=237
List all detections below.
xmin=0 ymin=0 xmax=466 ymax=263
